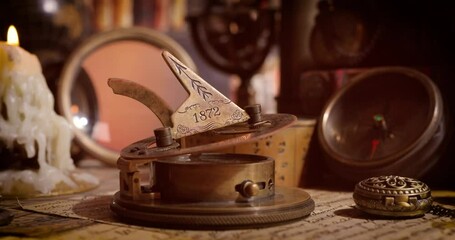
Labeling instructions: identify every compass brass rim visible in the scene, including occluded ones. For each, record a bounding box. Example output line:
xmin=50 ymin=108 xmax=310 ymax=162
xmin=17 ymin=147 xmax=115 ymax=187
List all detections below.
xmin=121 ymin=114 xmax=296 ymax=160
xmin=318 ymin=67 xmax=444 ymax=174
xmin=155 ymin=152 xmax=273 ymax=165
xmin=110 ymin=187 xmax=315 ymax=229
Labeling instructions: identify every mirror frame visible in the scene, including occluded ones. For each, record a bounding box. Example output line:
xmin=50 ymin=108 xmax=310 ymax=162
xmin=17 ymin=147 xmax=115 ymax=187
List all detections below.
xmin=57 ymin=27 xmax=197 ymax=165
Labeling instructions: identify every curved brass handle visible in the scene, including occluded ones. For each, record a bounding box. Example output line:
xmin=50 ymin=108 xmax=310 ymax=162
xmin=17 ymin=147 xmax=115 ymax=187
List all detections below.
xmin=108 ymin=78 xmax=173 ymax=127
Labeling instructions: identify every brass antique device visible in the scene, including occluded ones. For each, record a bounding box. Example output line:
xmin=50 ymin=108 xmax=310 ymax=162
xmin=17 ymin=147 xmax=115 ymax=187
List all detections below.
xmin=353 ymin=175 xmax=433 ymax=217
xmin=108 ymin=51 xmax=314 ymax=229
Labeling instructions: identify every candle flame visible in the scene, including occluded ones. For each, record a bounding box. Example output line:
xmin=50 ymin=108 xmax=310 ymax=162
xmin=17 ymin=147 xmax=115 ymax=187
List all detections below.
xmin=7 ymin=25 xmax=19 ymax=46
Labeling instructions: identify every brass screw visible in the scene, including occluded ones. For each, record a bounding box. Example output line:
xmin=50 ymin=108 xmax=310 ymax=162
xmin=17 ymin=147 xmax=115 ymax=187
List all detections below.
xmin=154 ymin=127 xmax=173 ymax=147
xmin=245 ymin=104 xmax=262 ymax=125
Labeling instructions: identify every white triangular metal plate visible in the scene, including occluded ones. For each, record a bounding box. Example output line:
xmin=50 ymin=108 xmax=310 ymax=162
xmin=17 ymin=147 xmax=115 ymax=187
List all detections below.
xmin=162 ymin=51 xmax=249 ymax=139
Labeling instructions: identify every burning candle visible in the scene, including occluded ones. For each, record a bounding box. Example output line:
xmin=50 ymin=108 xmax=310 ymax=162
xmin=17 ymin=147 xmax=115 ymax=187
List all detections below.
xmin=6 ymin=25 xmax=19 ymax=46
xmin=0 ymin=26 xmax=97 ymax=195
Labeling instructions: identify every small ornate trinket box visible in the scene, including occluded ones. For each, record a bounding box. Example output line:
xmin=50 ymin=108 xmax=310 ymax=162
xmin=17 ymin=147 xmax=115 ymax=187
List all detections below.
xmin=353 ymin=175 xmax=433 ymax=217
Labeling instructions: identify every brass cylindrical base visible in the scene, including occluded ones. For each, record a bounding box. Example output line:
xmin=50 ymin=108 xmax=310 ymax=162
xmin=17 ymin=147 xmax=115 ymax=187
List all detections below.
xmin=154 ymin=153 xmax=274 ymax=202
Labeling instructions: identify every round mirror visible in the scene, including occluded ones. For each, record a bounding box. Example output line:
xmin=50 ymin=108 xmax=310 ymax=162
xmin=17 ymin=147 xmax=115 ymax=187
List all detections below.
xmin=58 ymin=27 xmax=196 ymax=165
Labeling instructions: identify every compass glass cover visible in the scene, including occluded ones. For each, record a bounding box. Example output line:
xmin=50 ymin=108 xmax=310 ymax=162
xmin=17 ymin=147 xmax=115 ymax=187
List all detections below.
xmin=322 ymin=71 xmax=435 ymax=163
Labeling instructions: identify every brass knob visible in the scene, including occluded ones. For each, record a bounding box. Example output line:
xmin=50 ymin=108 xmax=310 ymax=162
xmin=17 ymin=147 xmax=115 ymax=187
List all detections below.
xmin=239 ymin=180 xmax=260 ymax=198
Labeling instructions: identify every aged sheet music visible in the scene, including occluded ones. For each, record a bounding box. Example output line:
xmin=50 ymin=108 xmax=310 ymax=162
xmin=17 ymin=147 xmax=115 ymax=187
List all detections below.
xmin=1 ymin=167 xmax=454 ymax=239
xmin=8 ymin=189 xmax=452 ymax=239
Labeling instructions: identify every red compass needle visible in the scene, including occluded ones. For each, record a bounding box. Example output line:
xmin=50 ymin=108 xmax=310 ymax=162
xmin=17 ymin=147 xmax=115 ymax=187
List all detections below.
xmin=369 ymin=139 xmax=380 ymax=160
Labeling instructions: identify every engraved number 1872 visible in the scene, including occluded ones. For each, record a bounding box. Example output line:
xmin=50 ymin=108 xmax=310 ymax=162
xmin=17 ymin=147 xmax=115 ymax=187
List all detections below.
xmin=193 ymin=107 xmax=221 ymax=123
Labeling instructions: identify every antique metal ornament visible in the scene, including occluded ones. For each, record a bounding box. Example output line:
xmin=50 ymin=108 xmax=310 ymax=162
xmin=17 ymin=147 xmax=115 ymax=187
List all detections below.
xmin=353 ymin=175 xmax=432 ymax=217
xmin=109 ymin=51 xmax=314 ymax=229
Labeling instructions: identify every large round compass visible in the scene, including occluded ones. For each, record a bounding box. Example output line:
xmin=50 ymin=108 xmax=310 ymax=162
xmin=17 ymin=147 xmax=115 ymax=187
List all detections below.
xmin=318 ymin=67 xmax=446 ymax=182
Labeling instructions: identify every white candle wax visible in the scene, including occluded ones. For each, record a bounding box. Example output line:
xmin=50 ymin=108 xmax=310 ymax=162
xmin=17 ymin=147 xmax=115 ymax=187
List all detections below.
xmin=0 ymin=42 xmax=79 ymax=194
